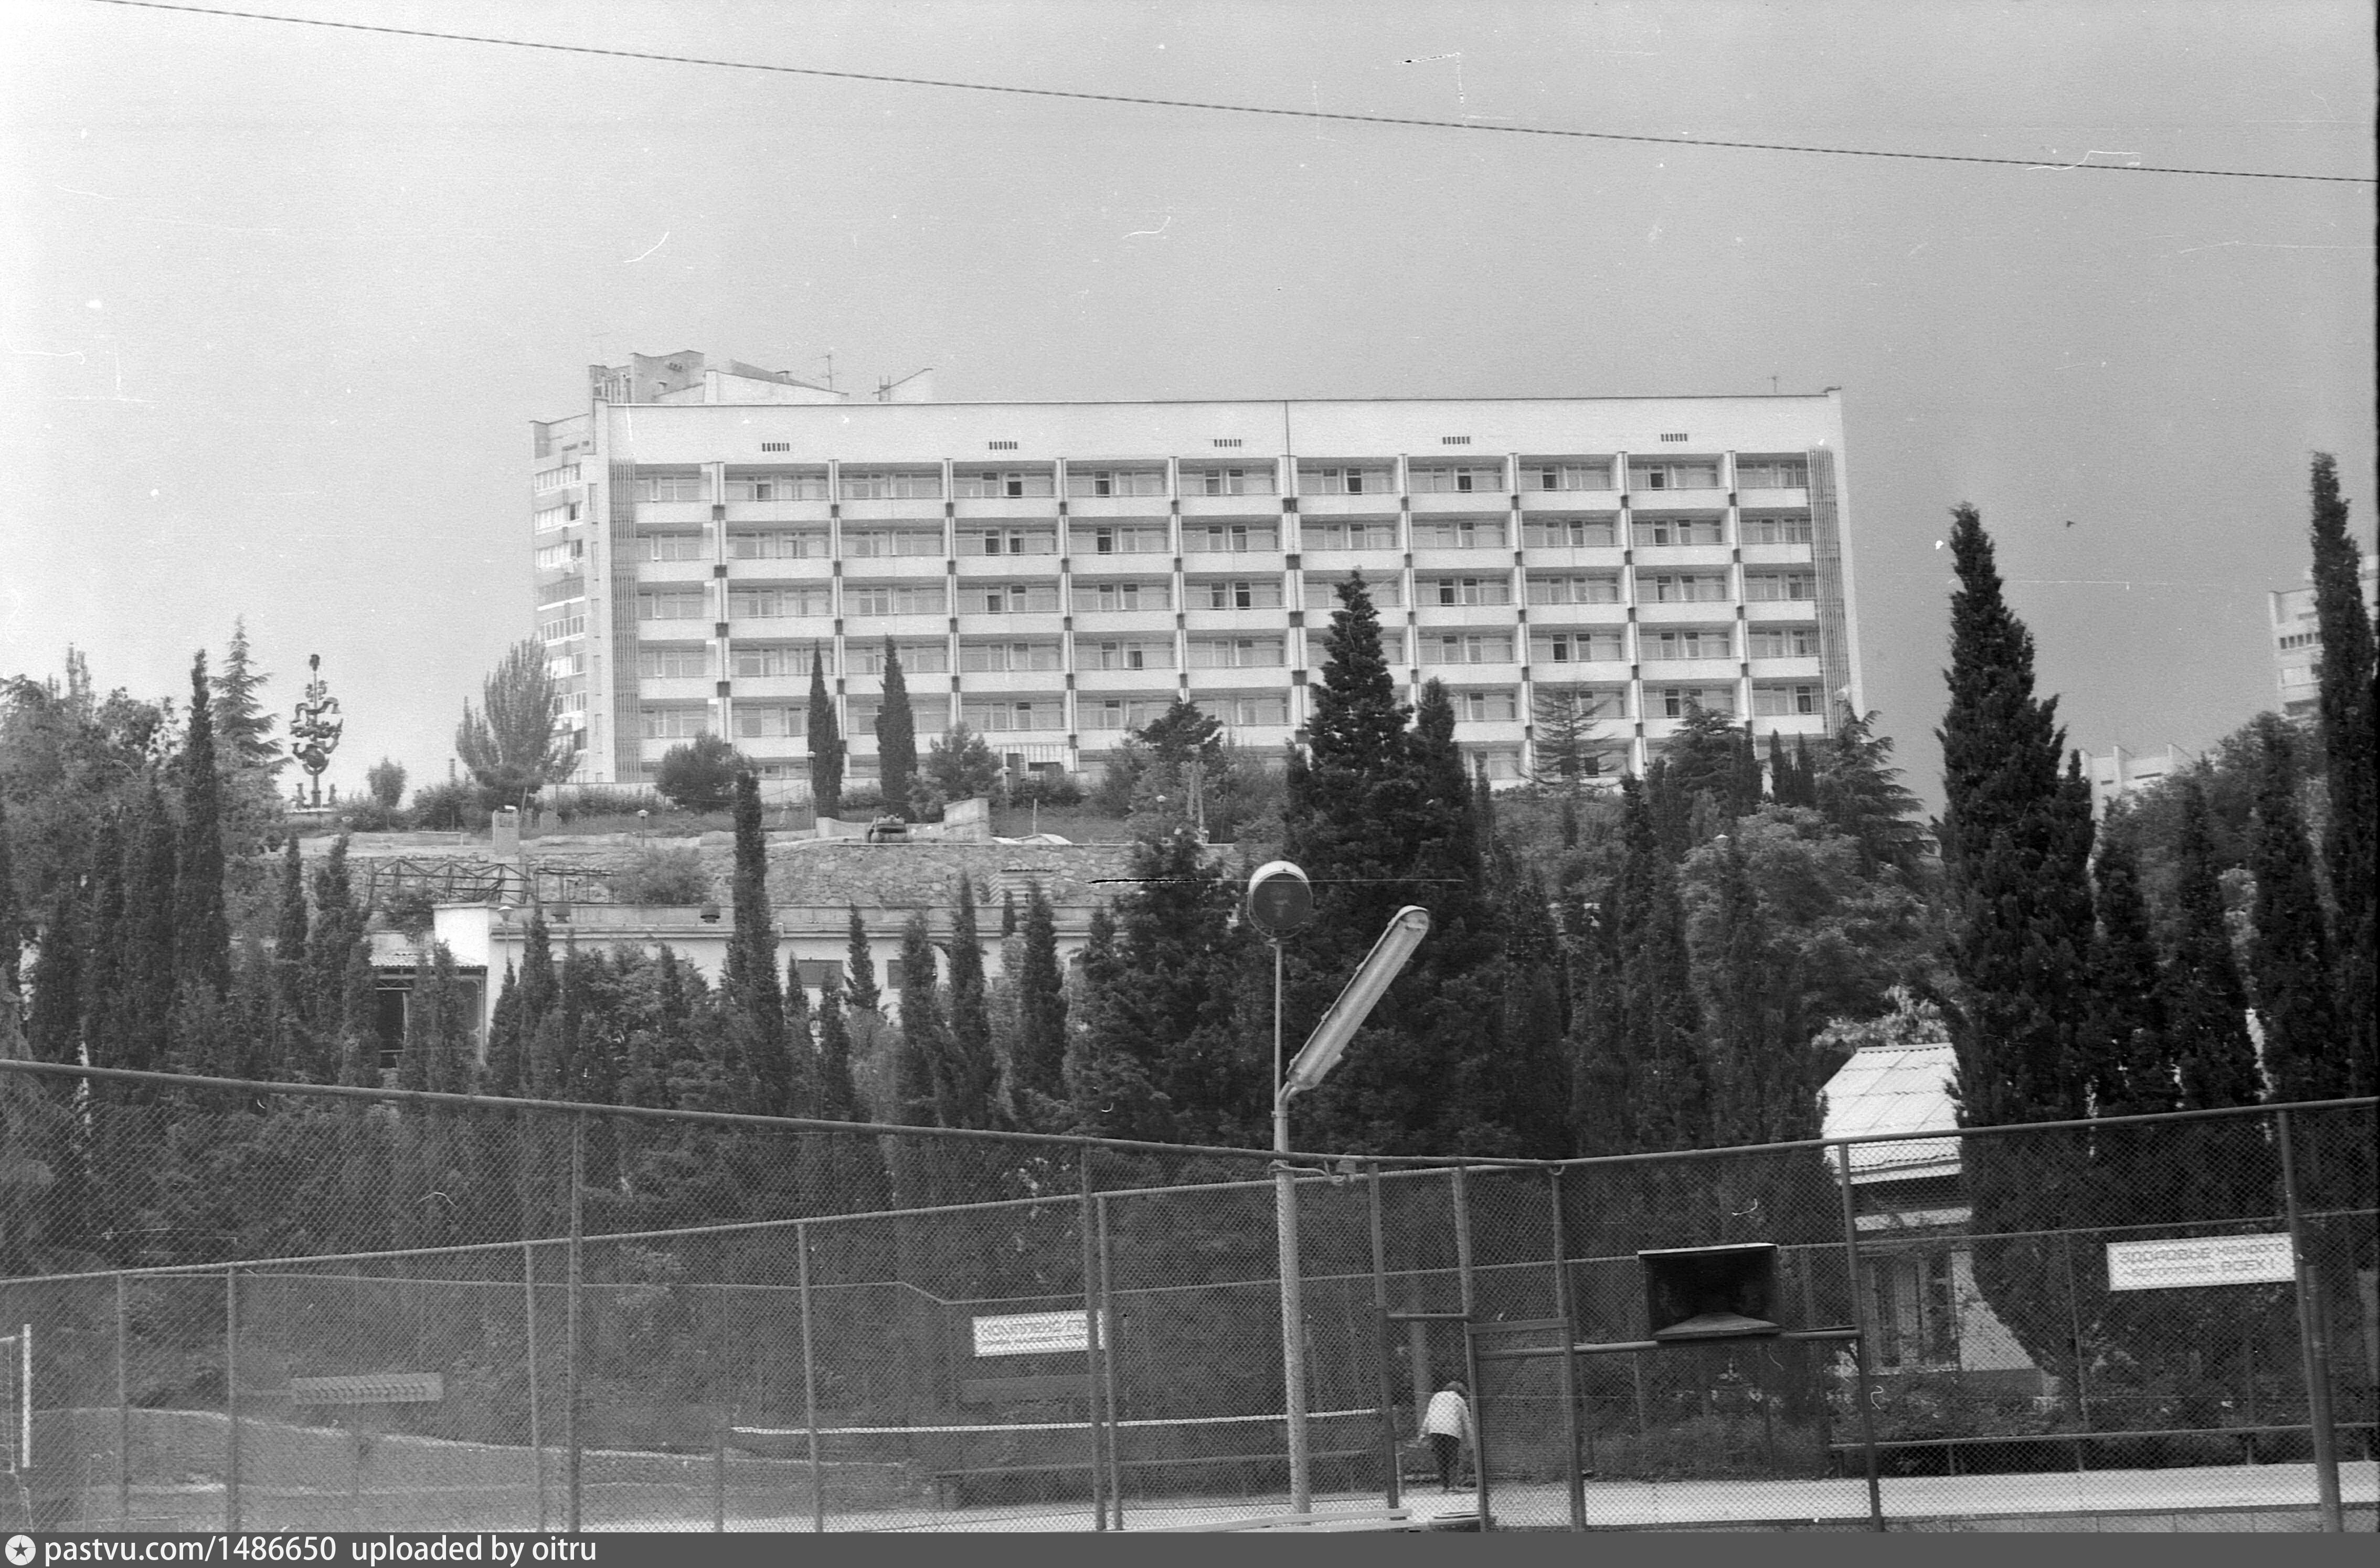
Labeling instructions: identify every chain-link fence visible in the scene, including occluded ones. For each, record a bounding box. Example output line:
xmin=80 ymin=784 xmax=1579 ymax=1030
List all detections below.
xmin=1 ymin=1062 xmax=2371 ymax=1532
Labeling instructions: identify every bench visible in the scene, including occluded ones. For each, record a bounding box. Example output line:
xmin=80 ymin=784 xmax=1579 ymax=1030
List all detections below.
xmin=931 ymin=1447 xmax=1378 ymax=1509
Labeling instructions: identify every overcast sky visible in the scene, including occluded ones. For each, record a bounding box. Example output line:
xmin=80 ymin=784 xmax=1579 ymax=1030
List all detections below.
xmin=4 ymin=0 xmax=2373 ymax=811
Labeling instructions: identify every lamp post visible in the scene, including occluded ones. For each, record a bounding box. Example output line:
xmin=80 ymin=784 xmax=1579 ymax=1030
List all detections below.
xmin=1245 ymin=864 xmax=1432 ymax=1517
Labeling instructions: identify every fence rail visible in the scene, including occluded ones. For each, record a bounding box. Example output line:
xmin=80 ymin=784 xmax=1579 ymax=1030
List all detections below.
xmin=0 ymin=1063 xmax=2371 ymax=1532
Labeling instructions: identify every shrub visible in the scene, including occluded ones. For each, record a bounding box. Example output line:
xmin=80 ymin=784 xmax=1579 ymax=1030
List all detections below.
xmin=552 ymin=785 xmax=667 ymax=823
xmin=338 ymin=798 xmax=407 ymax=833
xmin=835 ymin=783 xmax=887 ymax=818
xmin=1009 ymin=770 xmax=1083 ymax=809
xmin=378 ymin=885 xmax=438 ymax=937
xmin=655 ymin=735 xmax=747 ymax=812
xmin=411 ymin=779 xmax=489 ymax=832
xmin=606 ymin=844 xmax=714 ymax=905
xmin=365 ymin=757 xmax=408 ymax=809
xmin=926 ymin=723 xmax=1003 ymax=804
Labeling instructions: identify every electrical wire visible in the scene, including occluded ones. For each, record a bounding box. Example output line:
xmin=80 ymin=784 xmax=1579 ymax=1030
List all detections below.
xmin=86 ymin=0 xmax=2374 ymax=186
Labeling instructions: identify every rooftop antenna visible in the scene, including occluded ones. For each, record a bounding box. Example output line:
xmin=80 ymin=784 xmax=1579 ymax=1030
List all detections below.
xmin=816 ymin=351 xmax=835 ymax=390
xmin=876 ymin=366 xmax=934 ymax=402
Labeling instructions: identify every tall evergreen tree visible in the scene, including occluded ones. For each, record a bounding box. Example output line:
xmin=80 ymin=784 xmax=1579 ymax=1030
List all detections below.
xmin=721 ymin=770 xmax=790 ymax=1114
xmin=173 ymin=651 xmax=230 ymax=997
xmin=938 ymin=876 xmax=1001 ymax=1128
xmin=212 ymin=618 xmax=284 ymax=865
xmin=893 ymin=914 xmax=945 ymax=1126
xmin=807 ymin=645 xmax=843 ymax=819
xmin=1935 ymin=502 xmax=2102 ymax=1396
xmin=1565 ymin=899 xmax=1630 ymax=1156
xmin=1764 ymin=732 xmax=1792 ymax=807
xmin=25 ymin=882 xmax=81 ymax=1064
xmin=875 ymin=640 xmax=918 ymax=816
xmin=0 ymin=799 xmax=20 ymax=999
xmin=2165 ymin=772 xmax=2260 ymax=1110
xmin=1789 ymin=734 xmax=1818 ymax=808
xmin=2305 ymin=453 xmax=2376 ymax=1095
xmin=118 ymin=785 xmax=179 ymax=1073
xmin=844 ymin=905 xmax=881 ymax=1014
xmin=1012 ymin=881 xmax=1069 ymax=1107
xmin=79 ymin=816 xmax=124 ymax=1069
xmin=1815 ymin=709 xmax=1929 ymax=877
xmin=2246 ymin=715 xmax=2342 ymax=1101
xmin=783 ymin=949 xmax=817 ymax=1117
xmin=271 ymin=839 xmax=311 ymax=1077
xmin=2088 ymin=811 xmax=2176 ymax=1117
xmin=1612 ymin=776 xmax=1708 ymax=1150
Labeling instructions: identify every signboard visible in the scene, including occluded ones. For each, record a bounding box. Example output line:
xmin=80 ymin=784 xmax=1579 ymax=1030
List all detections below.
xmin=971 ymin=1310 xmax=1106 ymax=1358
xmin=2107 ymin=1234 xmax=2295 ymax=1291
xmin=287 ymin=1372 xmax=445 ymax=1405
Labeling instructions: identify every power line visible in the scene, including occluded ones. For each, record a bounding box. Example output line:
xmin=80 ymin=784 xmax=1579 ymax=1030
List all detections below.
xmin=87 ymin=0 xmax=2374 ymax=186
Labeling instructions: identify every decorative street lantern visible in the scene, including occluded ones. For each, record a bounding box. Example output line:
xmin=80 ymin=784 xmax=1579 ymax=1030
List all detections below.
xmin=290 ymin=653 xmax=345 ymax=808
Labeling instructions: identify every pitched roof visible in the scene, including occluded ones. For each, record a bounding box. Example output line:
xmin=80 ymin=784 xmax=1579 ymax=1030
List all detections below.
xmin=1821 ymin=1042 xmax=1961 ymax=1184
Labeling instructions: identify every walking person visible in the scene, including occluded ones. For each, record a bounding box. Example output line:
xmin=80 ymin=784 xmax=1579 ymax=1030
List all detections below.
xmin=1420 ymin=1378 xmax=1473 ymax=1492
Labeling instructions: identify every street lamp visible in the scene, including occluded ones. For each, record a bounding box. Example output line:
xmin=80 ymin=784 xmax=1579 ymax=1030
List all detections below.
xmin=1246 ymin=862 xmax=1431 ymax=1516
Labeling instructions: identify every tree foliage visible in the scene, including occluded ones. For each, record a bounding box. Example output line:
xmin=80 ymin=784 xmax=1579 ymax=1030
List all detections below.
xmin=808 ymin=646 xmax=843 ymax=819
xmin=655 ymin=733 xmax=747 ymax=812
xmin=454 ymin=638 xmax=573 ymax=806
xmin=875 ymin=640 xmax=918 ymax=817
xmin=2306 ymin=452 xmax=2376 ymax=1096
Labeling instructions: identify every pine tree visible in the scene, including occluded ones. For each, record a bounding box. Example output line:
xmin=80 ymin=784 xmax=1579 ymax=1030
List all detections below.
xmin=173 ymin=651 xmax=230 ymax=998
xmin=721 ymin=770 xmax=790 ymax=1114
xmin=876 ymin=640 xmax=918 ymax=816
xmin=939 ymin=876 xmax=1001 ymax=1128
xmin=1935 ymin=502 xmax=2101 ymax=1397
xmin=2246 ymin=715 xmax=2342 ymax=1101
xmin=1013 ymin=882 xmax=1069 ymax=1106
xmin=1815 ymin=709 xmax=1929 ymax=877
xmin=2166 ymin=773 xmax=2259 ymax=1110
xmin=212 ymin=618 xmax=284 ymax=864
xmin=808 ymin=645 xmax=843 ymax=819
xmin=2306 ymin=453 xmax=2376 ymax=1095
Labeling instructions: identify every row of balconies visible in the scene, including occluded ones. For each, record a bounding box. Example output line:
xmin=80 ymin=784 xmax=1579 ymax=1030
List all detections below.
xmin=611 ymin=485 xmax=1809 ymax=528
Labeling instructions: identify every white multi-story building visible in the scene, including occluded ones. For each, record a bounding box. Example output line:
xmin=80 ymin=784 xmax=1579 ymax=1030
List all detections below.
xmin=2269 ymin=560 xmax=2379 ymax=721
xmin=532 ymin=353 xmax=1863 ymax=792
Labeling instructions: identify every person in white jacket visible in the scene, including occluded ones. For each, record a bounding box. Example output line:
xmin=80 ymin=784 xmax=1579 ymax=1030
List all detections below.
xmin=1420 ymin=1378 xmax=1472 ymax=1492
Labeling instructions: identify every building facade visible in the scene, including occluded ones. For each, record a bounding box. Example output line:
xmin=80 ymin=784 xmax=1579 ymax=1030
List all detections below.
xmin=532 ymin=357 xmax=1863 ymax=791
xmin=2268 ymin=559 xmax=2379 ymax=721
xmin=2084 ymin=743 xmax=2195 ymax=813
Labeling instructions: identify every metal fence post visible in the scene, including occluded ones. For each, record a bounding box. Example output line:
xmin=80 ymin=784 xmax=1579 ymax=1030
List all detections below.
xmin=524 ymin=1242 xmax=545 ymax=1532
xmin=565 ymin=1111 xmax=584 ymax=1533
xmin=1451 ymin=1163 xmax=1485 ymax=1527
xmin=224 ymin=1266 xmax=240 ymax=1534
xmin=1077 ymin=1146 xmax=1107 ymax=1530
xmin=797 ymin=1221 xmax=823 ymax=1535
xmin=1096 ymin=1191 xmax=1122 ymax=1527
xmin=1548 ymin=1168 xmax=1584 ymax=1532
xmin=1367 ymin=1160 xmax=1399 ymax=1513
xmin=114 ymin=1273 xmax=130 ymax=1526
xmin=1832 ymin=1143 xmax=1884 ymax=1532
xmin=2276 ymin=1108 xmax=2344 ymax=1533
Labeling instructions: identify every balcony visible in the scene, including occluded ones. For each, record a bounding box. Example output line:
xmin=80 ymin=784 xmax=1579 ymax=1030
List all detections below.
xmin=838 ymin=499 xmax=944 ymax=525
xmin=1180 ymin=550 xmax=1285 ymax=577
xmin=1749 ymin=712 xmax=1828 ymax=737
xmin=634 ymin=618 xmax=711 ymax=644
xmin=638 ymin=558 xmax=715 ymax=584
xmin=720 ymin=499 xmax=832 ymax=525
xmin=1070 ymin=608 xmax=1173 ymax=635
xmin=952 ymin=610 xmax=1065 ymax=638
xmin=1415 ymin=660 xmax=1523 ymax=688
xmin=1745 ymin=600 xmax=1823 ymax=623
xmin=840 ymin=612 xmax=951 ymax=640
xmin=1624 ymin=486 xmax=1729 ymax=511
xmin=1516 ymin=491 xmax=1620 ymax=512
xmin=1517 ymin=545 xmax=1625 ymax=571
xmin=725 ymin=558 xmax=834 ymax=585
xmin=1523 ymin=601 xmax=1629 ymax=628
xmin=954 ymin=553 xmax=1061 ymax=581
xmin=958 ymin=671 xmax=1069 ymax=701
xmin=638 ymin=676 xmax=716 ymax=702
xmin=1737 ymin=486 xmax=1810 ymax=510
xmin=1410 ymin=546 xmax=1511 ymax=573
xmin=1070 ymin=547 xmax=1174 ymax=576
xmin=1074 ymin=666 xmax=1177 ymax=694
xmin=726 ymin=613 xmax=834 ymax=640
xmin=731 ymin=674 xmax=806 ymax=701
xmin=843 ymin=553 xmax=948 ymax=580
xmin=1741 ymin=541 xmax=1816 ymax=567
xmin=1635 ymin=600 xmax=1734 ymax=625
xmin=734 ymin=736 xmax=808 ymax=761
xmin=640 ymin=736 xmax=713 ymax=765
xmin=1412 ymin=603 xmax=1523 ymax=631
xmin=1405 ymin=489 xmax=1511 ymax=514
xmin=635 ymin=501 xmax=714 ymax=527
xmin=1183 ymin=666 xmax=1292 ymax=694
xmin=950 ymin=496 xmax=1063 ymax=521
xmin=1064 ymin=495 xmax=1172 ymax=520
xmin=1181 ymin=606 xmax=1293 ymax=634
xmin=1528 ymin=659 xmax=1632 ymax=685
xmin=1178 ymin=492 xmax=1281 ymax=520
xmin=1294 ymin=493 xmax=1403 ymax=520
xmin=1746 ymin=655 xmax=1822 ymax=679
xmin=1632 ymin=543 xmax=1734 ymax=570
xmin=1640 ymin=658 xmax=1741 ymax=683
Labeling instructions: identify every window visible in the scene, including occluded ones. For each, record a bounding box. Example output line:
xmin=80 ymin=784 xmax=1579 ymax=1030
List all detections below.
xmin=1746 ymin=572 xmax=1817 ymax=602
xmin=1408 ymin=463 xmax=1505 ymax=494
xmin=1472 ymin=748 xmax=1524 ymax=781
xmin=849 ymin=640 xmax=947 ymax=674
xmin=846 ymin=698 xmax=881 ymax=730
xmin=1649 ymin=629 xmax=1729 ymax=660
xmin=1527 ymin=573 xmax=1621 ymax=606
xmin=840 ymin=469 xmax=942 ymax=500
xmin=1426 ymin=633 xmax=1514 ymax=665
xmin=539 ymin=612 xmax=587 ymax=642
xmin=1742 ymin=512 xmax=1813 ymax=545
xmin=1534 ymin=631 xmax=1624 ymax=664
xmin=1629 ymin=459 xmax=1720 ymax=491
xmin=730 ymin=646 xmax=808 ymax=678
xmin=954 ymin=469 xmax=1055 ymax=498
xmin=1736 ymin=457 xmax=1809 ymax=490
xmin=1184 ymin=465 xmax=1276 ymax=496
xmin=1298 ymin=464 xmax=1395 ymax=495
xmin=1429 ymin=576 xmax=1512 ymax=607
xmin=1088 ymin=639 xmax=1173 ymax=671
xmin=1304 ymin=521 xmax=1398 ymax=552
xmin=1536 ymin=685 xmax=1625 ymax=720
xmin=1086 ymin=697 xmax=1172 ymax=731
xmin=734 ymin=705 xmax=808 ymax=738
xmin=1188 ymin=637 xmax=1284 ymax=668
xmin=1081 ymin=580 xmax=1169 ymax=611
xmin=534 ymin=463 xmax=584 ymax=494
xmin=1522 ymin=517 xmax=1618 ymax=548
xmin=1658 ymin=687 xmax=1736 ymax=718
xmin=1223 ymin=693 xmax=1289 ymax=726
xmin=1085 ymin=524 xmax=1170 ymax=555
xmin=534 ymin=501 xmax=582 ymax=532
xmin=1188 ymin=523 xmax=1279 ymax=553
xmin=638 ymin=649 xmax=709 ymax=679
xmin=962 ymin=700 xmax=1062 ymax=732
xmin=1752 ymin=683 xmax=1823 ymax=717
xmin=535 ymin=540 xmax=585 ymax=570
xmin=725 ymin=473 xmax=828 ymax=501
xmin=1411 ymin=519 xmax=1506 ymax=550
xmin=1454 ymin=688 xmax=1519 ymax=723
xmin=646 ymin=532 xmax=709 ymax=561
xmin=638 ymin=589 xmax=705 ymax=620
xmin=1633 ymin=516 xmax=1726 ymax=547
xmin=1066 ymin=468 xmax=1167 ymax=497
xmin=958 ymin=640 xmax=1061 ymax=672
xmin=538 ymin=576 xmax=583 ymax=606
xmin=729 ymin=531 xmax=825 ymax=559
xmin=549 ymin=651 xmax=588 ymax=679
xmin=1523 ymin=460 xmax=1613 ymax=492
xmin=1748 ymin=626 xmax=1820 ymax=659
xmin=1201 ymin=578 xmax=1284 ymax=610
xmin=842 ymin=527 xmax=945 ymax=558
xmin=640 ymin=474 xmax=704 ymax=502
xmin=642 ymin=707 xmax=709 ymax=739
xmin=1648 ymin=573 xmax=1730 ymax=603
xmin=959 ymin=527 xmax=1058 ymax=556
xmin=729 ymin=586 xmax=831 ymax=619
xmin=1316 ymin=575 xmax=1400 ymax=607
xmin=843 ymin=582 xmax=946 ymax=617
xmin=962 ymin=583 xmax=1061 ymax=615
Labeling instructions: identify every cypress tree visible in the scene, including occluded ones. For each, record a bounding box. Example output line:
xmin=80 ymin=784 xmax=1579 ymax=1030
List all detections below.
xmin=2166 ymin=774 xmax=2259 ymax=1110
xmin=844 ymin=905 xmax=881 ymax=1014
xmin=2306 ymin=453 xmax=2376 ymax=1095
xmin=939 ymin=876 xmax=1000 ymax=1128
xmin=808 ymin=644 xmax=843 ymax=819
xmin=119 ymin=785 xmax=179 ymax=1073
xmin=25 ymin=882 xmax=82 ymax=1064
xmin=783 ymin=949 xmax=817 ymax=1117
xmin=173 ymin=651 xmax=230 ymax=997
xmin=271 ymin=839 xmax=310 ymax=1077
xmin=2088 ymin=811 xmax=2176 ymax=1117
xmin=721 ymin=770 xmax=790 ymax=1114
xmin=1013 ymin=881 xmax=1069 ymax=1105
xmin=2246 ymin=715 xmax=2342 ymax=1101
xmin=1790 ymin=734 xmax=1817 ymax=808
xmin=809 ymin=976 xmax=891 ymax=1212
xmin=1764 ymin=732 xmax=1792 ymax=807
xmin=79 ymin=816 xmax=125 ymax=1069
xmin=1613 ymin=776 xmax=1707 ymax=1150
xmin=1935 ymin=503 xmax=2101 ymax=1396
xmin=875 ymin=639 xmax=918 ymax=817
xmin=894 ymin=913 xmax=944 ymax=1125
xmin=1565 ymin=899 xmax=1629 ymax=1157
xmin=0 ymin=800 xmax=19 ymax=999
